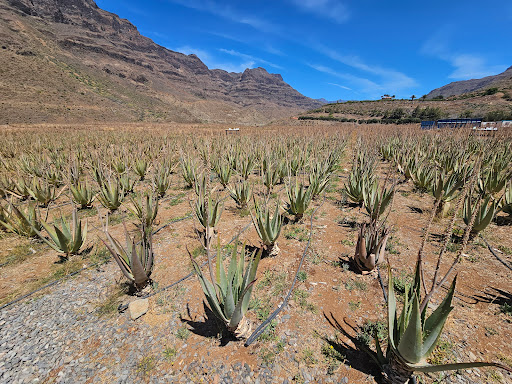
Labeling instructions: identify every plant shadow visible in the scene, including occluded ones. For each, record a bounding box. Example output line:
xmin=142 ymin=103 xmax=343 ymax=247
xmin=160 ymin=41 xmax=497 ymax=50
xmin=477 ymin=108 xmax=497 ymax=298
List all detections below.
xmin=471 ymin=287 xmax=512 ymax=307
xmin=407 ymin=205 xmax=423 ymax=214
xmin=181 ymin=302 xmax=237 ymax=346
xmin=323 ymin=312 xmax=383 ymax=382
xmin=337 ymin=217 xmax=358 ymax=230
xmin=495 ymin=215 xmax=512 ymax=226
xmin=429 ymin=233 xmax=463 ymax=244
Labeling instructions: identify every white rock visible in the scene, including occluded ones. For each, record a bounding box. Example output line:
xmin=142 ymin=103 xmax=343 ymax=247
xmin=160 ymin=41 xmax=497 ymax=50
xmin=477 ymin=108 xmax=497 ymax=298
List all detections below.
xmin=128 ymin=299 xmax=149 ymax=320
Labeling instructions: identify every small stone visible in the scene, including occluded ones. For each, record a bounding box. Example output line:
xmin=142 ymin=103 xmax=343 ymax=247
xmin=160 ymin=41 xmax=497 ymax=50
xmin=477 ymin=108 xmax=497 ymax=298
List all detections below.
xmin=128 ymin=299 xmax=149 ymax=320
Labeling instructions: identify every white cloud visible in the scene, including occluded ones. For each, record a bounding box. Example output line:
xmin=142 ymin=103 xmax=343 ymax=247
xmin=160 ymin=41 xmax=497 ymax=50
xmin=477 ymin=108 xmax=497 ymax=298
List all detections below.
xmin=167 ymin=0 xmax=277 ymax=33
xmin=315 ymin=44 xmax=417 ymax=91
xmin=421 ymin=37 xmax=507 ymax=80
xmin=448 ymin=54 xmax=506 ymax=79
xmin=174 ymin=46 xmax=211 ymax=61
xmin=290 ymin=0 xmax=350 ymax=23
xmin=308 ymin=64 xmax=379 ymax=92
xmin=309 ymin=63 xmax=417 ymax=98
xmin=218 ymin=49 xmax=283 ymax=70
xmin=174 ymin=46 xmax=255 ymax=73
xmin=327 ymin=82 xmax=352 ymax=90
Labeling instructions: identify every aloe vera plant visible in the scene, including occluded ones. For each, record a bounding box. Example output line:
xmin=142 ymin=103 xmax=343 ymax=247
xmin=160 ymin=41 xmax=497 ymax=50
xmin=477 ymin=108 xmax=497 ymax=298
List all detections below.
xmin=112 ymin=158 xmax=127 ymax=175
xmin=363 ymin=183 xmax=394 ymax=221
xmin=371 ymin=262 xmax=511 ymax=383
xmin=288 ymin=155 xmax=304 ymax=176
xmin=134 ymin=158 xmax=149 ymax=181
xmin=13 ymin=176 xmax=31 ymax=200
xmin=463 ymin=194 xmax=498 ymax=235
xmin=215 ymin=161 xmax=232 ymax=188
xmin=194 ymin=172 xmax=209 ymax=197
xmin=28 ymin=178 xmax=58 ymax=207
xmin=181 ymin=157 xmax=197 ymax=188
xmin=251 ymin=200 xmax=282 ymax=256
xmin=229 ymin=180 xmax=252 ymax=209
xmin=263 ymin=167 xmax=279 ymax=193
xmin=97 ymin=178 xmax=124 ymax=212
xmin=92 ymin=164 xmax=104 ymax=185
xmin=501 ymin=181 xmax=512 ymax=217
xmin=118 ymin=173 xmax=135 ymax=195
xmin=103 ymin=224 xmax=154 ymax=292
xmin=194 ymin=192 xmax=223 ymax=229
xmin=0 ymin=202 xmax=42 ymax=238
xmin=0 ymin=175 xmax=15 ymax=198
xmin=70 ymin=181 xmax=95 ymax=209
xmin=478 ymin=165 xmax=512 ymax=196
xmin=286 ymin=181 xmax=312 ymax=222
xmin=344 ymin=168 xmax=374 ymax=205
xmin=431 ymin=171 xmax=464 ymax=216
xmin=190 ymin=240 xmax=262 ymax=339
xmin=353 ymin=221 xmax=389 ymax=273
xmin=128 ymin=192 xmax=159 ymax=233
xmin=153 ymin=166 xmax=172 ymax=198
xmin=44 ymin=168 xmax=63 ymax=187
xmin=35 ymin=209 xmax=87 ymax=258
xmin=309 ymin=167 xmax=330 ymax=199
xmin=411 ymin=165 xmax=434 ymax=192
xmin=238 ymin=155 xmax=255 ymax=180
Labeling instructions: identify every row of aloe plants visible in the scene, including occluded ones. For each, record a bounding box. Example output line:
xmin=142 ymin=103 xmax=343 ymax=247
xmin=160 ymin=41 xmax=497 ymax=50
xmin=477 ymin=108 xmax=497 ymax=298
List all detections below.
xmin=1 ymin=129 xmax=511 ymax=383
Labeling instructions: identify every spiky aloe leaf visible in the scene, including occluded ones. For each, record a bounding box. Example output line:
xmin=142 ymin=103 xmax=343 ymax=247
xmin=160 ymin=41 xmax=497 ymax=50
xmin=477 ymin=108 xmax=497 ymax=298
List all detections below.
xmin=397 ymin=293 xmax=423 ymax=364
xmin=228 ymin=280 xmax=256 ymax=330
xmin=421 ymin=276 xmax=456 ymax=357
xmin=191 ymin=256 xmax=229 ymax=324
xmin=130 ymin=241 xmax=148 ymax=288
xmin=241 ymin=248 xmax=261 ymax=314
xmin=102 ymin=233 xmax=134 ymax=281
xmin=387 ymin=266 xmax=398 ymax=351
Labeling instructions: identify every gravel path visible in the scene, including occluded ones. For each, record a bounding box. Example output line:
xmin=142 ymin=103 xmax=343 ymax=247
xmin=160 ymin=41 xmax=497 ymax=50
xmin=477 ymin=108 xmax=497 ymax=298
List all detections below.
xmin=0 ymin=259 xmax=495 ymax=384
xmin=0 ymin=263 xmax=354 ymax=384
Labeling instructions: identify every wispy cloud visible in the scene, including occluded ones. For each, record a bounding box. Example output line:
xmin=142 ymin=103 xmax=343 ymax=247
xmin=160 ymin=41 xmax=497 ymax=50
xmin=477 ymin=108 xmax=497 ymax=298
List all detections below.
xmin=174 ymin=46 xmax=255 ymax=73
xmin=219 ymin=49 xmax=283 ymax=70
xmin=308 ymin=64 xmax=379 ymax=90
xmin=309 ymin=62 xmax=416 ymax=98
xmin=315 ymin=44 xmax=417 ymax=91
xmin=174 ymin=46 xmax=211 ymax=61
xmin=167 ymin=0 xmax=278 ymax=33
xmin=289 ymin=0 xmax=350 ymax=23
xmin=327 ymin=82 xmax=352 ymax=90
xmin=422 ymin=37 xmax=507 ymax=79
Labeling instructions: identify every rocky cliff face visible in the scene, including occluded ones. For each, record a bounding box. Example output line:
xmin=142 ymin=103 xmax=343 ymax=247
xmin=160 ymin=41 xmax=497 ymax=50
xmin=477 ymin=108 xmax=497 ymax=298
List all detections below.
xmin=427 ymin=66 xmax=512 ymax=99
xmin=0 ymin=0 xmax=322 ymax=124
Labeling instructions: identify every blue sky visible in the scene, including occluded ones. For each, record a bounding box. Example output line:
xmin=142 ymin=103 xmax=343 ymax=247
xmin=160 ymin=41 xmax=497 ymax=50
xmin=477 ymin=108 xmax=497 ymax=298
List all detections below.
xmin=96 ymin=0 xmax=512 ymax=101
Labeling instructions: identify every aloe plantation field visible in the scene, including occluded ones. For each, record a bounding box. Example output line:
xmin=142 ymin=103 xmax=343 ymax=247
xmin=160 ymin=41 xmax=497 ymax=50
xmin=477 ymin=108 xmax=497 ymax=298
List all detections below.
xmin=0 ymin=122 xmax=511 ymax=384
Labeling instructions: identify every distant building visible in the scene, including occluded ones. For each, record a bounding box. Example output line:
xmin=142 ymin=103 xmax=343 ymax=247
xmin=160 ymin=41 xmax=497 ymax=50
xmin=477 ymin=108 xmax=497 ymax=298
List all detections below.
xmin=421 ymin=118 xmax=482 ymax=130
xmin=225 ymin=128 xmax=240 ymax=134
xmin=420 ymin=121 xmax=436 ymax=130
xmin=437 ymin=119 xmax=482 ymax=129
xmin=502 ymin=120 xmax=512 ymax=128
xmin=381 ymin=94 xmax=395 ymax=100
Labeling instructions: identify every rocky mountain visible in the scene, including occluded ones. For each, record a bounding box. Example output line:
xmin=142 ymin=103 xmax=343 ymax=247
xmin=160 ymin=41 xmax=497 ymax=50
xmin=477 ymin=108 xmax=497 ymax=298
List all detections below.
xmin=0 ymin=0 xmax=322 ymax=124
xmin=427 ymin=66 xmax=512 ymax=99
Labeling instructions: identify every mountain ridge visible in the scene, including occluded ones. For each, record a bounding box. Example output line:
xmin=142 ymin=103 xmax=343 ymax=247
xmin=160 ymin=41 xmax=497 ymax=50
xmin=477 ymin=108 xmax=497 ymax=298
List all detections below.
xmin=427 ymin=66 xmax=512 ymax=99
xmin=0 ymin=0 xmax=322 ymax=124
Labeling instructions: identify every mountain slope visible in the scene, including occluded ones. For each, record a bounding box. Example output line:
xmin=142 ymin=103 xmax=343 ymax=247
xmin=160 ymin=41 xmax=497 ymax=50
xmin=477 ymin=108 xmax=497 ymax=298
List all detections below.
xmin=427 ymin=66 xmax=512 ymax=99
xmin=0 ymin=0 xmax=322 ymax=124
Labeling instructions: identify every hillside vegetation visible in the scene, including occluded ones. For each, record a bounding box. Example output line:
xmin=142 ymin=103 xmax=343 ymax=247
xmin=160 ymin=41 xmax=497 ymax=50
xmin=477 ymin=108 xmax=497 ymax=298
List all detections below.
xmin=299 ymin=89 xmax=512 ymax=124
